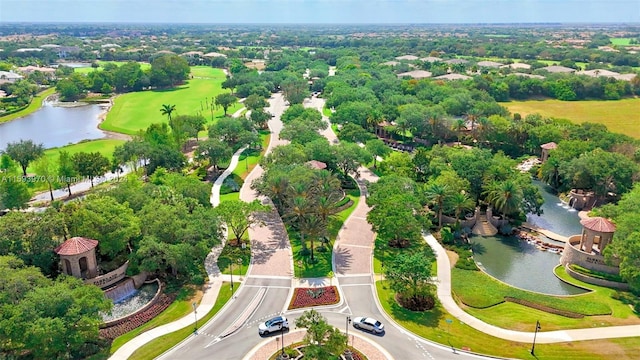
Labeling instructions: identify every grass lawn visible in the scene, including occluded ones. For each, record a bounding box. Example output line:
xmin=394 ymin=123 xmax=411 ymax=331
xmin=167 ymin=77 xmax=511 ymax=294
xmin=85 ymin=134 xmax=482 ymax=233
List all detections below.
xmin=74 ymin=61 xmax=151 ymax=74
xmin=323 ymin=106 xmax=332 ymax=117
xmin=0 ymin=87 xmax=56 ymax=123
xmin=109 ymin=287 xmax=200 ymax=353
xmin=376 ymin=281 xmax=640 ymax=360
xmin=504 ymin=98 xmax=640 ymax=139
xmin=128 ymin=284 xmax=233 ymax=360
xmin=232 ymin=130 xmax=270 ymax=180
xmin=101 ymin=66 xmax=241 ymax=135
xmin=27 ymin=139 xmax=124 ymax=173
xmin=218 ymin=192 xmax=240 ymax=203
xmin=218 ymin=239 xmax=251 ymax=276
xmin=452 ymin=266 xmax=640 ymax=331
xmin=610 ymin=38 xmax=633 ymax=46
xmin=291 ymin=187 xmax=360 ymax=278
xmin=373 ymin=232 xmax=430 ymax=274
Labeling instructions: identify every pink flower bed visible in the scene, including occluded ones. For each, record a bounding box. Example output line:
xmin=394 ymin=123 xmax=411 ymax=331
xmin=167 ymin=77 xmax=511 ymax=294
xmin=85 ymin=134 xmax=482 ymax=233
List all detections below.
xmin=288 ymin=286 xmax=339 ymax=309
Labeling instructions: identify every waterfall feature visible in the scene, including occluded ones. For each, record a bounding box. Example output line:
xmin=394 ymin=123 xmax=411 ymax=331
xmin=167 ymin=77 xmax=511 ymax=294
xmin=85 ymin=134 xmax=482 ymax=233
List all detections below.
xmin=104 ymin=278 xmax=137 ymax=303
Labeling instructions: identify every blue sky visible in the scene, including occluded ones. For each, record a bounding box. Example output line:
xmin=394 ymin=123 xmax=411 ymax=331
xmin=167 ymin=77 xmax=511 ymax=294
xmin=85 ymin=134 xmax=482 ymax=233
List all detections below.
xmin=1 ymin=0 xmax=639 ymax=24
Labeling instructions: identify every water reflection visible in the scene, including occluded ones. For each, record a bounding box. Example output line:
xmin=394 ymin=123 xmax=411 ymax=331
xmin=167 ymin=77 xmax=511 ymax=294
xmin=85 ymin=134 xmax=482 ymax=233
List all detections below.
xmin=527 ymin=180 xmax=583 ymax=237
xmin=471 ymin=235 xmax=586 ymax=295
xmin=0 ymin=100 xmax=106 ymax=150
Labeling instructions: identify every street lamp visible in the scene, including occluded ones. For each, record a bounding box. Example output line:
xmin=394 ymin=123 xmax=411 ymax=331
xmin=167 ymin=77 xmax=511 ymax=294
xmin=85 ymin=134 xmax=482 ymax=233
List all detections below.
xmin=192 ymin=302 xmax=198 ymax=335
xmin=280 ymin=323 xmax=287 ymax=359
xmin=345 ymin=316 xmax=352 ymax=349
xmin=445 ymin=318 xmax=455 ymax=353
xmin=531 ymin=320 xmax=541 ymax=356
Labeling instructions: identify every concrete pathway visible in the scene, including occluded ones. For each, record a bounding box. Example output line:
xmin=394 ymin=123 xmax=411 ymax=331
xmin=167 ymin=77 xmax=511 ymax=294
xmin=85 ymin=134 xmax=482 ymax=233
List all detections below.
xmin=425 ymin=233 xmax=640 ymax=343
xmin=210 ymin=146 xmax=247 ymax=207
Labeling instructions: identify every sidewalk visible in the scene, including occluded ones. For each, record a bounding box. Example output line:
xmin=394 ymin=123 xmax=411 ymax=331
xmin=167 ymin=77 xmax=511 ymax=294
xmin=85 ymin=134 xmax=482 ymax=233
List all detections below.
xmin=425 ymin=233 xmax=640 ymax=343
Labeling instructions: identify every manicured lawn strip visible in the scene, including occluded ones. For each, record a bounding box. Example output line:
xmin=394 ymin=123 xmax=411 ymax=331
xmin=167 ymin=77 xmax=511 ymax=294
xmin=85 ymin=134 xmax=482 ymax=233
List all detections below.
xmin=74 ymin=61 xmax=152 ymax=74
xmin=291 ymin=230 xmax=333 ymax=278
xmin=610 ymin=38 xmax=632 ymax=46
xmin=109 ymin=287 xmax=198 ymax=353
xmin=101 ymin=66 xmax=241 ymax=135
xmin=218 ymin=192 xmax=240 ymax=203
xmin=504 ymin=98 xmax=640 ymax=139
xmin=376 ymin=281 xmax=634 ymax=360
xmin=218 ymin=240 xmax=251 ymax=276
xmin=128 ymin=284 xmax=233 ymax=360
xmin=452 ymin=268 xmax=612 ymax=316
xmin=322 ymin=106 xmax=332 ymax=117
xmin=0 ymin=87 xmax=56 ymax=123
xmin=28 ymin=139 xmax=124 ymax=174
xmin=373 ymin=233 xmax=429 ymax=274
xmin=232 ymin=130 xmax=270 ymax=180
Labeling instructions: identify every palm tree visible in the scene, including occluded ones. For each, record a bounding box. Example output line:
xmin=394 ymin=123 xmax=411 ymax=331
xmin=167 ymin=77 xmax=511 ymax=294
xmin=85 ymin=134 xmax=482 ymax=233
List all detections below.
xmin=449 ymin=192 xmax=475 ymax=228
xmin=451 ymin=118 xmax=467 ymax=143
xmin=484 ymin=180 xmax=523 ymax=220
xmin=425 ymin=183 xmax=450 ymax=229
xmin=160 ymin=104 xmax=176 ymax=121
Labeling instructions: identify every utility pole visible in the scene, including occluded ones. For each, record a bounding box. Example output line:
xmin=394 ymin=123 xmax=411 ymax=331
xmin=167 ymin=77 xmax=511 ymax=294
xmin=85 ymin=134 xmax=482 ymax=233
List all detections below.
xmin=192 ymin=302 xmax=198 ymax=335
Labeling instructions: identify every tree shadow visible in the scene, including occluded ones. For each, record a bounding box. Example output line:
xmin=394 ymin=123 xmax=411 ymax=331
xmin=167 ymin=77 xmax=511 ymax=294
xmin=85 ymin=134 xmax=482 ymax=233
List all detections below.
xmin=333 ymin=246 xmax=354 ymax=275
xmin=470 ymin=242 xmax=486 ymax=255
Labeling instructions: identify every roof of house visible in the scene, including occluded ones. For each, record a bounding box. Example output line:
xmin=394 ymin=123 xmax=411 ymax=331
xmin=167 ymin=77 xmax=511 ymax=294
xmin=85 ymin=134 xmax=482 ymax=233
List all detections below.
xmin=202 ymin=51 xmax=227 ymax=58
xmin=444 ymin=58 xmax=469 ymax=64
xmin=397 ymin=70 xmax=432 ymax=79
xmin=420 ymin=56 xmax=442 ymax=62
xmin=434 ymin=73 xmax=472 ymax=81
xmin=576 ymin=69 xmax=620 ymax=78
xmin=55 ymin=237 xmax=99 ymax=256
xmin=380 ymin=61 xmax=400 ymax=66
xmin=613 ymin=73 xmax=638 ymax=81
xmin=306 ymin=160 xmax=327 ymax=170
xmin=580 ymin=217 xmax=616 ymax=233
xmin=541 ymin=65 xmax=576 ymax=73
xmin=540 ymin=142 xmax=558 ymax=150
xmin=0 ymin=71 xmax=23 ymax=79
xmin=500 ymin=63 xmax=532 ymax=70
xmin=477 ymin=60 xmax=503 ymax=67
xmin=181 ymin=51 xmax=204 ymax=56
xmin=18 ymin=65 xmax=56 ymax=73
xmin=395 ymin=55 xmax=419 ymax=61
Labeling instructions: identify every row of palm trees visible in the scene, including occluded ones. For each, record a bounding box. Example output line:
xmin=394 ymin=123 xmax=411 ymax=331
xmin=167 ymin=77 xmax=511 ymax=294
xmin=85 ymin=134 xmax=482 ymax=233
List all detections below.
xmin=256 ymin=166 xmax=344 ymax=262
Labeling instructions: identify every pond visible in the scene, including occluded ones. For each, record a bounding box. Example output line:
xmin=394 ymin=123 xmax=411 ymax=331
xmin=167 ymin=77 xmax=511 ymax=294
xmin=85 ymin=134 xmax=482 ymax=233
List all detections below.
xmin=0 ymin=100 xmax=107 ymax=150
xmin=471 ymin=235 xmax=586 ymax=295
xmin=470 ymin=180 xmax=587 ymax=295
xmin=526 ymin=180 xmax=583 ymax=237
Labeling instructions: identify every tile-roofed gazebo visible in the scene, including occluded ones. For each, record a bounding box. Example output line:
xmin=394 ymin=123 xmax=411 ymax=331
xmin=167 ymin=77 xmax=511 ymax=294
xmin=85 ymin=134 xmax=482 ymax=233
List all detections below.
xmin=55 ymin=237 xmax=98 ymax=256
xmin=540 ymin=142 xmax=557 ymax=162
xmin=580 ymin=217 xmax=616 ymax=233
xmin=55 ymin=237 xmax=99 ymax=279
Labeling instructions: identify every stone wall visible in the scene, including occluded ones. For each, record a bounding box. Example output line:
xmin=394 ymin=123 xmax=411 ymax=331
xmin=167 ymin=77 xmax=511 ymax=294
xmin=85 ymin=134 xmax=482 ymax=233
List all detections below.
xmin=486 ymin=207 xmax=509 ymax=229
xmin=85 ymin=261 xmax=128 ymax=289
xmin=561 ymin=236 xmax=620 ymax=275
xmin=564 ymin=265 xmax=629 ymax=291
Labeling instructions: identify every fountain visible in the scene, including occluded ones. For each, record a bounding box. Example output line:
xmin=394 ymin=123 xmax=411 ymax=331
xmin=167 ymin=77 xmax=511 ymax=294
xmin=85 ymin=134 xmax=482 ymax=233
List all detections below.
xmin=526 ymin=180 xmax=583 ymax=237
xmin=104 ymin=278 xmax=137 ymax=303
xmin=102 ymin=280 xmax=160 ymax=322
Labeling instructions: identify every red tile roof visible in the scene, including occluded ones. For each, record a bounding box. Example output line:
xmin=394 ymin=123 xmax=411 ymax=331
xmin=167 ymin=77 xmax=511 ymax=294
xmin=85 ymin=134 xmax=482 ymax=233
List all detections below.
xmin=306 ymin=160 xmax=327 ymax=170
xmin=540 ymin=142 xmax=558 ymax=150
xmin=580 ymin=217 xmax=616 ymax=233
xmin=55 ymin=237 xmax=99 ymax=255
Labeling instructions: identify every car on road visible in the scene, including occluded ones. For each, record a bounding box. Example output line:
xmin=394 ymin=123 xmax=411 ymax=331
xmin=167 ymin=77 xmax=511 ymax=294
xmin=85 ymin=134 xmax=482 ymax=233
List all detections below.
xmin=258 ymin=316 xmax=289 ymax=335
xmin=352 ymin=317 xmax=384 ymax=334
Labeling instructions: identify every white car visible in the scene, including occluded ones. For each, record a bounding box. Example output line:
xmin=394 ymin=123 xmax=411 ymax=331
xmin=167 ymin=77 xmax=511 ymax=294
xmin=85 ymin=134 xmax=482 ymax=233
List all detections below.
xmin=352 ymin=317 xmax=384 ymax=334
xmin=258 ymin=316 xmax=289 ymax=335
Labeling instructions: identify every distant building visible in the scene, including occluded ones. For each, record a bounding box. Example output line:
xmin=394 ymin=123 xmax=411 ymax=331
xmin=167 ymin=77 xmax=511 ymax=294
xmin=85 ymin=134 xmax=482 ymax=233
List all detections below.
xmin=576 ymin=69 xmax=620 ymax=78
xmin=420 ymin=56 xmax=442 ymax=62
xmin=0 ymin=71 xmax=23 ymax=84
xmin=500 ymin=63 xmax=532 ymax=70
xmin=397 ymin=70 xmax=432 ymax=79
xmin=395 ymin=55 xmax=419 ymax=61
xmin=380 ymin=61 xmax=400 ymax=66
xmin=477 ymin=60 xmax=503 ymax=68
xmin=540 ymin=142 xmax=557 ymax=162
xmin=444 ymin=58 xmax=469 ymax=65
xmin=540 ymin=65 xmax=576 ymax=73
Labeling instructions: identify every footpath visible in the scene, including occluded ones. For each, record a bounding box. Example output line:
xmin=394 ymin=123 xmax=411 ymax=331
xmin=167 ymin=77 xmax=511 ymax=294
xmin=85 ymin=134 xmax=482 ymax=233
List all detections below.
xmin=426 ymin=233 xmax=640 ymax=343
